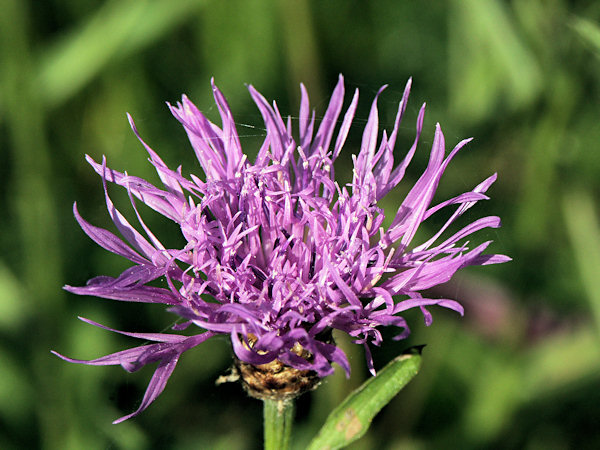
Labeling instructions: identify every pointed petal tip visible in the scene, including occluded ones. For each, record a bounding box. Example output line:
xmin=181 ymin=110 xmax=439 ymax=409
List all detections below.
xmin=165 ymin=99 xmax=180 ymax=112
xmin=126 ymin=113 xmax=136 ymax=130
xmin=492 ymin=254 xmax=512 ymax=264
xmin=332 ymin=73 xmax=345 ymax=91
xmin=343 ymin=366 xmax=351 ymax=379
xmin=402 ymin=77 xmax=413 ymax=96
xmin=50 ymin=349 xmax=80 ymax=363
xmin=376 ymin=84 xmax=389 ymax=96
xmin=112 ymin=415 xmax=131 ymax=425
xmin=485 ymin=172 xmax=499 ymax=184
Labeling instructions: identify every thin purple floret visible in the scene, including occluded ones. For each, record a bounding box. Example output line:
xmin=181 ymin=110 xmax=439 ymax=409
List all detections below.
xmin=54 ymin=75 xmax=510 ymax=422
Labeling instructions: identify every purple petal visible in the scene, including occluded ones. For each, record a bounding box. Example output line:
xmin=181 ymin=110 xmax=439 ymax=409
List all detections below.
xmin=73 ymin=203 xmax=146 ymax=265
xmin=112 ymin=356 xmax=179 ymax=424
xmin=64 ymin=281 xmax=181 ymax=304
xmin=61 ymin=76 xmax=510 ymax=420
xmin=312 ymin=74 xmax=345 ymax=155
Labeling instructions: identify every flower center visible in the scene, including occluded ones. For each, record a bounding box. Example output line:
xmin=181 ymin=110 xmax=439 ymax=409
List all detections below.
xmin=234 ymin=337 xmax=321 ymax=400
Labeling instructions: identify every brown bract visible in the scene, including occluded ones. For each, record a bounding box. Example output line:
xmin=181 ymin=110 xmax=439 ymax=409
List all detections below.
xmin=235 ymin=337 xmax=321 ymax=400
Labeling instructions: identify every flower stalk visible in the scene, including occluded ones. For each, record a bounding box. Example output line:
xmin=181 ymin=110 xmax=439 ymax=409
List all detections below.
xmin=263 ymin=398 xmax=294 ymax=450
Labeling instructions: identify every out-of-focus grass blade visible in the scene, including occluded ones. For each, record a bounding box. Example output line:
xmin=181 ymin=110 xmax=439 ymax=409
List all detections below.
xmin=448 ymin=0 xmax=541 ymax=123
xmin=571 ymin=16 xmax=600 ymax=56
xmin=37 ymin=0 xmax=205 ymax=108
xmin=0 ymin=261 xmax=28 ymax=331
xmin=307 ymin=348 xmax=422 ymax=450
xmin=562 ymin=189 xmax=600 ymax=332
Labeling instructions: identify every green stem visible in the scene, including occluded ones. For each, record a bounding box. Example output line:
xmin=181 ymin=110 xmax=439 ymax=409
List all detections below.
xmin=263 ymin=398 xmax=295 ymax=450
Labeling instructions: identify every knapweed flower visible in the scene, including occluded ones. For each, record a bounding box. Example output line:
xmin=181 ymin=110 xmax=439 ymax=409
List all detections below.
xmin=54 ymin=75 xmax=509 ymax=423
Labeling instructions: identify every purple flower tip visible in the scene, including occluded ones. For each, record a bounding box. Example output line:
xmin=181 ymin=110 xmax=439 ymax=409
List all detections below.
xmin=56 ymin=75 xmax=509 ymax=421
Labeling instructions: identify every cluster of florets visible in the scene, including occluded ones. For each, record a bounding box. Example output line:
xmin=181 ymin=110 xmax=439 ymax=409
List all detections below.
xmin=54 ymin=75 xmax=508 ymax=422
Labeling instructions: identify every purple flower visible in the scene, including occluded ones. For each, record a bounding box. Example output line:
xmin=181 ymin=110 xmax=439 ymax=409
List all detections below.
xmin=54 ymin=75 xmax=509 ymax=423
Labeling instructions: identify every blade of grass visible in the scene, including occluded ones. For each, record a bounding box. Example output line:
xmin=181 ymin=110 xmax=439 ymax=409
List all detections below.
xmin=36 ymin=0 xmax=206 ymax=108
xmin=307 ymin=348 xmax=422 ymax=450
xmin=571 ymin=16 xmax=600 ymax=57
xmin=562 ymin=189 xmax=600 ymax=333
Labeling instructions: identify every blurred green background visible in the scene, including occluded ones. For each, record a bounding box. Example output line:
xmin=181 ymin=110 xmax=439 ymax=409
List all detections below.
xmin=2 ymin=0 xmax=600 ymax=448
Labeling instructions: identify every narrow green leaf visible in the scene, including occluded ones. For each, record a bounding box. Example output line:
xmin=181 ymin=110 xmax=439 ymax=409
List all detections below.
xmin=571 ymin=16 xmax=600 ymax=56
xmin=562 ymin=189 xmax=600 ymax=333
xmin=36 ymin=0 xmax=206 ymax=108
xmin=307 ymin=348 xmax=422 ymax=450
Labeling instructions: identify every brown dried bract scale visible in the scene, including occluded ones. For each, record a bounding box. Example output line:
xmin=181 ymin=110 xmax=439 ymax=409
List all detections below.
xmin=235 ymin=335 xmax=322 ymax=400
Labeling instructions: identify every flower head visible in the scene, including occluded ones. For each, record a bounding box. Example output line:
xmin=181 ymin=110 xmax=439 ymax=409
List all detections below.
xmin=54 ymin=75 xmax=509 ymax=423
